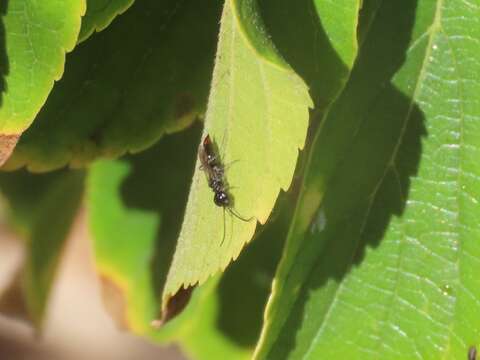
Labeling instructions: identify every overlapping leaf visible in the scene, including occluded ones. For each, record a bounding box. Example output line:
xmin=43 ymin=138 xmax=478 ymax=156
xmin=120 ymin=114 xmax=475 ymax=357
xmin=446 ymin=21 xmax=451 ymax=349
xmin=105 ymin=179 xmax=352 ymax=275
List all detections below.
xmin=180 ymin=198 xmax=291 ymax=360
xmin=162 ymin=0 xmax=312 ymax=305
xmin=5 ymin=0 xmax=221 ymax=172
xmin=87 ymin=123 xmax=247 ymax=356
xmin=87 ymin=125 xmax=202 ymax=334
xmin=260 ymin=0 xmax=360 ymax=108
xmin=78 ymin=0 xmax=135 ymax=42
xmin=0 ymin=0 xmax=85 ymax=134
xmin=255 ymin=0 xmax=480 ymax=358
xmin=0 ymin=170 xmax=84 ymax=327
xmin=0 ymin=170 xmax=65 ymax=233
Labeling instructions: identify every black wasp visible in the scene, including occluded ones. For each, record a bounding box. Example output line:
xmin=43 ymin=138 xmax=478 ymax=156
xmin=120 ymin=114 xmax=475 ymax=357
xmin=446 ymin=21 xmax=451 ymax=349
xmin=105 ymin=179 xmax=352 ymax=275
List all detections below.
xmin=199 ymin=134 xmax=253 ymax=244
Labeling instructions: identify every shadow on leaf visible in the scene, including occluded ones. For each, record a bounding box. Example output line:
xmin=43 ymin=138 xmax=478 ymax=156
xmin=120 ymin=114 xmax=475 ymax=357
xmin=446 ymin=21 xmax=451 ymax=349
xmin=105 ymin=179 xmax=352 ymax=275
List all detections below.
xmin=6 ymin=0 xmax=221 ymax=171
xmin=216 ymin=193 xmax=294 ymax=348
xmin=260 ymin=0 xmax=350 ymax=109
xmin=265 ymin=0 xmax=428 ymax=358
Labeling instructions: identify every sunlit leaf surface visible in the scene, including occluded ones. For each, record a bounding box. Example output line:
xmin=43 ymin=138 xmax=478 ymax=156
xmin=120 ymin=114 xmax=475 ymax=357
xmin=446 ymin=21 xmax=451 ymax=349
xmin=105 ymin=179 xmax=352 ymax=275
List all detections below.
xmin=0 ymin=0 xmax=85 ymax=134
xmin=162 ymin=0 xmax=312 ymax=305
xmin=256 ymin=0 xmax=480 ymax=358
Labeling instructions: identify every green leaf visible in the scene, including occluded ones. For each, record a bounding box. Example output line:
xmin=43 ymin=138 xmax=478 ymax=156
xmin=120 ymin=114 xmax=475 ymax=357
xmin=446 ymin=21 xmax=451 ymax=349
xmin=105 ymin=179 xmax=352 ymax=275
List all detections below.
xmin=174 ymin=276 xmax=252 ymax=360
xmin=260 ymin=0 xmax=361 ymax=107
xmin=256 ymin=1 xmax=480 ymax=359
xmin=86 ymin=123 xmax=247 ymax=359
xmin=180 ymin=196 xmax=291 ymax=360
xmin=24 ymin=171 xmax=84 ymax=326
xmin=87 ymin=123 xmax=202 ymax=335
xmin=5 ymin=0 xmax=221 ymax=172
xmin=0 ymin=170 xmax=84 ymax=326
xmin=87 ymin=122 xmax=292 ymax=358
xmin=0 ymin=169 xmax=70 ymax=234
xmin=78 ymin=0 xmax=135 ymax=43
xmin=213 ymin=193 xmax=293 ymax=348
xmin=162 ymin=0 xmax=312 ymax=304
xmin=0 ymin=0 xmax=85 ymax=135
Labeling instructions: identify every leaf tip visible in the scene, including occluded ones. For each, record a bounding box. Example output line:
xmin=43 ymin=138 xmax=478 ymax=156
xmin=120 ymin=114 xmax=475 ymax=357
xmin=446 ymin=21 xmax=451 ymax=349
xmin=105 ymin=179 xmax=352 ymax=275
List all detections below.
xmin=0 ymin=134 xmax=19 ymax=167
xmin=99 ymin=274 xmax=130 ymax=330
xmin=156 ymin=285 xmax=195 ymax=327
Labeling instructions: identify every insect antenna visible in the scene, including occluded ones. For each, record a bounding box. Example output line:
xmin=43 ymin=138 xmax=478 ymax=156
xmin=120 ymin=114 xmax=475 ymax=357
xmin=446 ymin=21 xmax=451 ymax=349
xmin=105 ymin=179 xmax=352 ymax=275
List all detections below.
xmin=227 ymin=207 xmax=254 ymax=223
xmin=220 ymin=207 xmax=227 ymax=246
xmin=220 ymin=208 xmax=254 ymax=247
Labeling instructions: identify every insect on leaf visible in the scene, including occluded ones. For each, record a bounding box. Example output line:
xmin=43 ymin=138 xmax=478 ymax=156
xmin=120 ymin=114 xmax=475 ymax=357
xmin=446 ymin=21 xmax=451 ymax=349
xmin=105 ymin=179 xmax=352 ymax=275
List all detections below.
xmin=87 ymin=123 xmax=257 ymax=360
xmin=162 ymin=0 xmax=312 ymax=306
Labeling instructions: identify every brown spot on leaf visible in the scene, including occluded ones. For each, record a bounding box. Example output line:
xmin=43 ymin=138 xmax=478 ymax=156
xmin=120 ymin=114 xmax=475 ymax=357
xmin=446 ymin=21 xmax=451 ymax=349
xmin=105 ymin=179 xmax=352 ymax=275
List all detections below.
xmin=99 ymin=276 xmax=129 ymax=330
xmin=0 ymin=134 xmax=19 ymax=167
xmin=0 ymin=268 xmax=29 ymax=323
xmin=151 ymin=286 xmax=194 ymax=329
xmin=469 ymin=346 xmax=477 ymax=360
